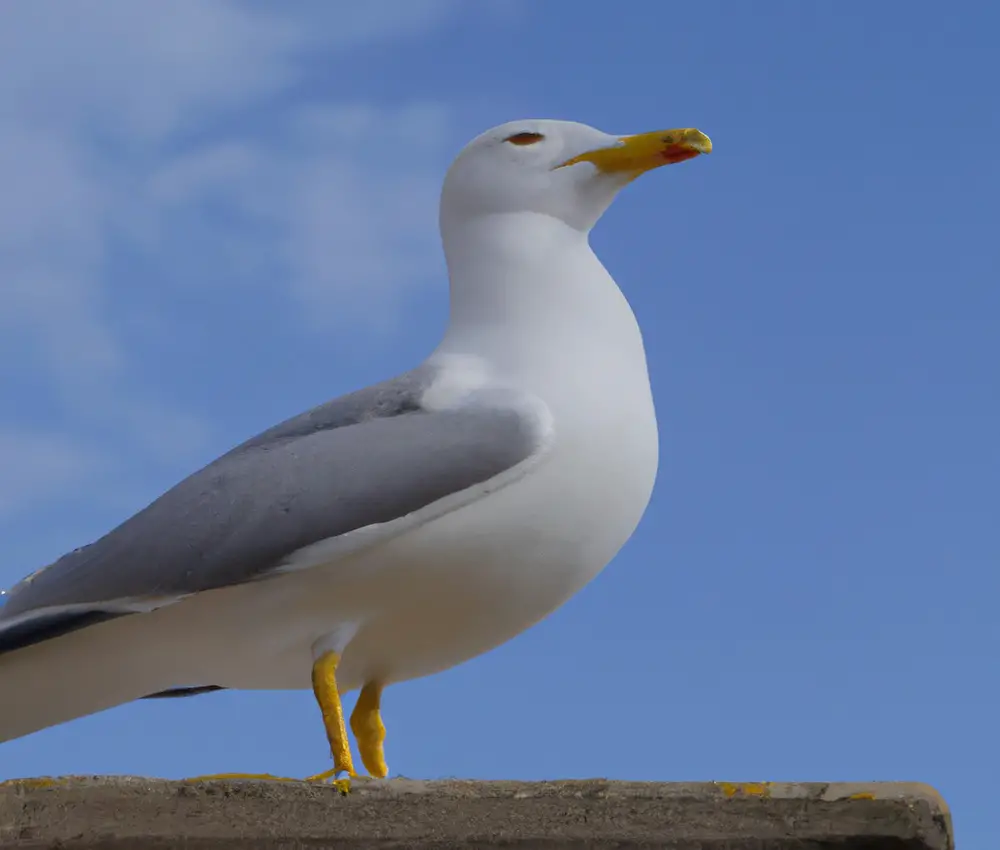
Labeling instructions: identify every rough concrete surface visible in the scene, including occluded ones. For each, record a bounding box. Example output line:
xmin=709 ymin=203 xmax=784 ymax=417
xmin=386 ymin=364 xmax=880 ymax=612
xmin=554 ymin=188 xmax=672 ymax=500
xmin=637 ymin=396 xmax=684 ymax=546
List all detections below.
xmin=0 ymin=776 xmax=952 ymax=849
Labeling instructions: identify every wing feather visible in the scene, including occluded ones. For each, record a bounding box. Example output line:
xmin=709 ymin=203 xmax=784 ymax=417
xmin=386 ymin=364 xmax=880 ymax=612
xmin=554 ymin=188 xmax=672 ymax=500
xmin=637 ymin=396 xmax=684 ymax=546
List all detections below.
xmin=0 ymin=370 xmax=546 ymax=653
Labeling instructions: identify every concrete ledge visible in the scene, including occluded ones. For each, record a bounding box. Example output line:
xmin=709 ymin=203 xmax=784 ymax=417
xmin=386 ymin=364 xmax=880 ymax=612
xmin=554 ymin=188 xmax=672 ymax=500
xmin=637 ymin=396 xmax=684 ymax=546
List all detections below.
xmin=0 ymin=776 xmax=952 ymax=849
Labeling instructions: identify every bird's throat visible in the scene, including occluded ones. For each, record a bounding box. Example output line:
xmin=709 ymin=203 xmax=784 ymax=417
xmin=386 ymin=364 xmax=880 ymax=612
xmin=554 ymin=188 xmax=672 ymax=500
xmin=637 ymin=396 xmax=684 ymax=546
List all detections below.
xmin=440 ymin=212 xmax=636 ymax=355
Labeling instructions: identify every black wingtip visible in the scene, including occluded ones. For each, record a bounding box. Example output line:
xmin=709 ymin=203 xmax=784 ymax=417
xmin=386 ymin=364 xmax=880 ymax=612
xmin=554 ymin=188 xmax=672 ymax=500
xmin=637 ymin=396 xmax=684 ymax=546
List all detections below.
xmin=0 ymin=610 xmax=129 ymax=656
xmin=141 ymin=685 xmax=228 ymax=699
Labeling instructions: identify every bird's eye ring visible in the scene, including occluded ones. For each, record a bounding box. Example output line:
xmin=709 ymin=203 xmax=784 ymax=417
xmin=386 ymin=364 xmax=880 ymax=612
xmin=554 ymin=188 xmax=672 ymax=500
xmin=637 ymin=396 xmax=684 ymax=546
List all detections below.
xmin=504 ymin=132 xmax=545 ymax=146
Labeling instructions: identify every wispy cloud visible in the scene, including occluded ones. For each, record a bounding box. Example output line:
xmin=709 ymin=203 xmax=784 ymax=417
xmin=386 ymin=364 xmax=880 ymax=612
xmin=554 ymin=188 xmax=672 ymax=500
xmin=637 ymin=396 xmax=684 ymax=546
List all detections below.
xmin=0 ymin=0 xmax=478 ymax=517
xmin=147 ymin=101 xmax=451 ymax=325
xmin=0 ymin=431 xmax=102 ymax=516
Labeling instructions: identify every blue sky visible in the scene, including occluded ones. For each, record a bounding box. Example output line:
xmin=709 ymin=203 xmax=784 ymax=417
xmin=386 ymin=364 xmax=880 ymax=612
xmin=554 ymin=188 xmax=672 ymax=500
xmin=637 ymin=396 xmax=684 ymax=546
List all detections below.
xmin=1 ymin=0 xmax=996 ymax=845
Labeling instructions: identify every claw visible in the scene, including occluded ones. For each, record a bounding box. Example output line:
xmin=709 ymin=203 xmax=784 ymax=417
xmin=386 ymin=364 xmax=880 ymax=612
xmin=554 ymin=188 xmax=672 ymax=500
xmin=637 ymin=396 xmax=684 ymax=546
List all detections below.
xmin=183 ymin=770 xmax=350 ymax=794
xmin=304 ymin=767 xmax=352 ymax=795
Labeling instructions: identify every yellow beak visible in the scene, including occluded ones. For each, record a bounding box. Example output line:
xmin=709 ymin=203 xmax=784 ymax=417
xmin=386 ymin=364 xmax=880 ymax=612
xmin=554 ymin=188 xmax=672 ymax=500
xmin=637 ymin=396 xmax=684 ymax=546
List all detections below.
xmin=557 ymin=128 xmax=712 ymax=174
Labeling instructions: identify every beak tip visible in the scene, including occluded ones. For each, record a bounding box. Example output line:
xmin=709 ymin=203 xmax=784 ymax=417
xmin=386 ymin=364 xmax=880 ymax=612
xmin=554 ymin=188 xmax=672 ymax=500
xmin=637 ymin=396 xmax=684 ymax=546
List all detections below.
xmin=689 ymin=130 xmax=712 ymax=155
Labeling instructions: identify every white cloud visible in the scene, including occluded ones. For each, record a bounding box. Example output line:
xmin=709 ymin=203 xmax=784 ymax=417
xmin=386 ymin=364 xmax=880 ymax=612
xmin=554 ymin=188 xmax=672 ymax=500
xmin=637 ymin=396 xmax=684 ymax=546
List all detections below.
xmin=144 ymin=101 xmax=451 ymax=325
xmin=0 ymin=431 xmax=102 ymax=516
xmin=0 ymin=0 xmax=478 ymax=514
xmin=0 ymin=128 xmax=117 ymax=390
xmin=1 ymin=0 xmax=300 ymax=139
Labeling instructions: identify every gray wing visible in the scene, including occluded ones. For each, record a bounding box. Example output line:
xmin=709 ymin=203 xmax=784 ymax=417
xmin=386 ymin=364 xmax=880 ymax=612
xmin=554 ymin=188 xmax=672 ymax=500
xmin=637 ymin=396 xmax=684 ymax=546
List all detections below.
xmin=0 ymin=365 xmax=544 ymax=653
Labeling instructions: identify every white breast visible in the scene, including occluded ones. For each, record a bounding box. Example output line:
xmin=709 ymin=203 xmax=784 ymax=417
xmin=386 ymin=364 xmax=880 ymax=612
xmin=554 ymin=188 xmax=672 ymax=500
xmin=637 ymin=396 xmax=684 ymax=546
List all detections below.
xmin=329 ymin=234 xmax=660 ymax=688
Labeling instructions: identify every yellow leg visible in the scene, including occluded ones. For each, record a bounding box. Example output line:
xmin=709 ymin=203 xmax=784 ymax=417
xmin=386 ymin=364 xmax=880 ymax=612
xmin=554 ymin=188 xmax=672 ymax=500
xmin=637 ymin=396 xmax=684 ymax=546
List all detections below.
xmin=350 ymin=680 xmax=388 ymax=779
xmin=304 ymin=650 xmax=355 ymax=792
xmin=186 ymin=651 xmax=354 ymax=794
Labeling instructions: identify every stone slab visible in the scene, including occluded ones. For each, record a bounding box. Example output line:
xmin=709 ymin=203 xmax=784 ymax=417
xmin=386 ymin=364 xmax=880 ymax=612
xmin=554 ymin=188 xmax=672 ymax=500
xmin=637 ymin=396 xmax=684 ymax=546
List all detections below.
xmin=0 ymin=776 xmax=953 ymax=849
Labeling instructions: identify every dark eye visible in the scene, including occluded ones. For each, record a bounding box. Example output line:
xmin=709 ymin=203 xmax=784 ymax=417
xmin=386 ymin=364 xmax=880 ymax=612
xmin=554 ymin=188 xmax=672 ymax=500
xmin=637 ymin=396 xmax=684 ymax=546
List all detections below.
xmin=504 ymin=132 xmax=545 ymax=146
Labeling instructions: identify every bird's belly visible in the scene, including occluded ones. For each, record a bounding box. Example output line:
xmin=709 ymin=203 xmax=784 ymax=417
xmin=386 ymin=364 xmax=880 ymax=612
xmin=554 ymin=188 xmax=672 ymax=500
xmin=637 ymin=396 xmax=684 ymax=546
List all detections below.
xmin=176 ymin=387 xmax=658 ymax=693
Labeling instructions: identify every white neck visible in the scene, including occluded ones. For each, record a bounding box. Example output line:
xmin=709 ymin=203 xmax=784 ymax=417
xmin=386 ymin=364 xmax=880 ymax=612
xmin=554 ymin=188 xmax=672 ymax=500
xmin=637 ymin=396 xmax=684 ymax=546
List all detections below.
xmin=436 ymin=212 xmax=644 ymax=367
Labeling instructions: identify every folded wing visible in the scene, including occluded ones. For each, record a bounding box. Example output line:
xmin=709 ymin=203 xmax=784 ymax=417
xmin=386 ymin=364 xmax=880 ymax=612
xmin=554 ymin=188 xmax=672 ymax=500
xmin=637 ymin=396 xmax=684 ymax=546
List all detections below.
xmin=0 ymin=368 xmax=547 ymax=655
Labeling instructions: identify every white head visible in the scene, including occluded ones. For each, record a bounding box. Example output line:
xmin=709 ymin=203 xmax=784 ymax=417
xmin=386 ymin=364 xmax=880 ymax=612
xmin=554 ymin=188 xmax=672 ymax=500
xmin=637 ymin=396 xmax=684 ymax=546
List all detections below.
xmin=441 ymin=118 xmax=712 ymax=233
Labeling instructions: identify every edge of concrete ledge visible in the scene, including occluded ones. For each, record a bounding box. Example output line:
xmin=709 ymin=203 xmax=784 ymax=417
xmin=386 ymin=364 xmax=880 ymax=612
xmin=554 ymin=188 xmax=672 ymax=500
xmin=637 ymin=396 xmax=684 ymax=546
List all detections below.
xmin=0 ymin=776 xmax=953 ymax=849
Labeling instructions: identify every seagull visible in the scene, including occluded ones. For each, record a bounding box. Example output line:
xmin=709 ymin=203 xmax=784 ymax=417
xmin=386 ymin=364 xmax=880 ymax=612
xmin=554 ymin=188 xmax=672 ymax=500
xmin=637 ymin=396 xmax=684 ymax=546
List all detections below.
xmin=0 ymin=119 xmax=711 ymax=786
